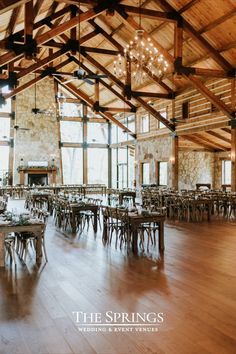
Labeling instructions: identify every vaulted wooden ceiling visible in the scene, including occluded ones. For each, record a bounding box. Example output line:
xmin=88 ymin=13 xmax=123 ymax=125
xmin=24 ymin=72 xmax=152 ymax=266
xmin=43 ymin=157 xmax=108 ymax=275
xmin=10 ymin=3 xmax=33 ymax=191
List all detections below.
xmin=0 ymin=0 xmax=235 ymax=146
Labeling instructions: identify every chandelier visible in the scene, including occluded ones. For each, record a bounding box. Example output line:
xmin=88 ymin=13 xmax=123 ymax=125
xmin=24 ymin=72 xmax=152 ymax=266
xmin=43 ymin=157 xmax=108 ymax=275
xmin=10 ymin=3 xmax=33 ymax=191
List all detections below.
xmin=113 ymin=1 xmax=169 ymax=85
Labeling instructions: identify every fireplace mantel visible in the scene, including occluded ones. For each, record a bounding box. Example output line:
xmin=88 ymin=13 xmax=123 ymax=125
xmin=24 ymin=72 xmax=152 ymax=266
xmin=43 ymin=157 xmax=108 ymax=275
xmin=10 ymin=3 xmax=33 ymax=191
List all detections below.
xmin=18 ymin=167 xmax=57 ymax=185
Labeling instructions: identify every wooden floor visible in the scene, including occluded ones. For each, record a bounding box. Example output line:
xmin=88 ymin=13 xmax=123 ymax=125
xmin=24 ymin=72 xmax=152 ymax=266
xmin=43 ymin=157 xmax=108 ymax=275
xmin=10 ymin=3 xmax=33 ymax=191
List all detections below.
xmin=0 ymin=200 xmax=236 ymax=354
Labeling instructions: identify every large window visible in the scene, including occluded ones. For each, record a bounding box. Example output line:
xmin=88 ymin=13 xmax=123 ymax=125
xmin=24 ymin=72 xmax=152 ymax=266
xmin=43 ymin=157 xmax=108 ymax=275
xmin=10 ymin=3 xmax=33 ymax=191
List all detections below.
xmin=222 ymin=160 xmax=231 ymax=184
xmin=0 ymin=86 xmax=11 ymax=113
xmin=87 ymin=148 xmax=108 ymax=185
xmin=158 ymin=161 xmax=168 ymax=186
xmin=60 ymin=102 xmax=82 ymax=117
xmin=60 ymin=121 xmax=83 ymax=143
xmin=61 ymin=148 xmax=83 ymax=184
xmin=87 ymin=122 xmax=108 ymax=144
xmin=142 ymin=162 xmax=150 ymax=185
xmin=158 ymin=108 xmax=168 ymax=129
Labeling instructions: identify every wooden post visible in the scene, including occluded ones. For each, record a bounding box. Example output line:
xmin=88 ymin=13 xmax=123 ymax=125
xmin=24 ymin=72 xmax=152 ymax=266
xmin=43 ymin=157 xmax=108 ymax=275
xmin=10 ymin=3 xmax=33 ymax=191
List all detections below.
xmin=108 ymin=122 xmax=112 ymax=188
xmin=170 ymin=135 xmax=179 ymax=190
xmin=54 ymin=80 xmax=63 ymax=184
xmin=8 ymin=97 xmax=15 ymax=185
xmin=83 ymin=102 xmax=88 ymax=184
xmin=231 ymin=78 xmax=236 ymax=191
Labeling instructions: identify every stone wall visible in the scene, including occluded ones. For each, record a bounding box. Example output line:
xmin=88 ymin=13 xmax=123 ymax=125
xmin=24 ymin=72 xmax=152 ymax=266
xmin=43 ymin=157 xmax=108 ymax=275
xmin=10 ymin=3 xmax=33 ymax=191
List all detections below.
xmin=135 ymin=135 xmax=215 ymax=190
xmin=178 ymin=151 xmax=215 ymax=190
xmin=135 ymin=136 xmax=172 ymax=186
xmin=13 ymin=76 xmax=62 ymax=184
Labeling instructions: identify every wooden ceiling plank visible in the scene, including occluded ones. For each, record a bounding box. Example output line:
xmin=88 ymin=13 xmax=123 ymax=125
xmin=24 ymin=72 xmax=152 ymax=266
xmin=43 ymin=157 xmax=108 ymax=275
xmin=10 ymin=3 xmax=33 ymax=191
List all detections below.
xmin=194 ymin=133 xmax=228 ymax=151
xmin=181 ymin=135 xmax=214 ymax=151
xmin=206 ymin=130 xmax=231 ymax=144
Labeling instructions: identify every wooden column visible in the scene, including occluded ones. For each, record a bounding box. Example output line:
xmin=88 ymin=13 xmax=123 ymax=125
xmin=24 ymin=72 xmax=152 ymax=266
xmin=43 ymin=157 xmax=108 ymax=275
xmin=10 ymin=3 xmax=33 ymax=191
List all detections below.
xmin=170 ymin=135 xmax=179 ymax=190
xmin=231 ymin=78 xmax=236 ymax=191
xmin=83 ymin=102 xmax=88 ymax=185
xmin=8 ymin=97 xmax=15 ymax=185
xmin=108 ymin=122 xmax=112 ymax=188
xmin=54 ymin=80 xmax=63 ymax=184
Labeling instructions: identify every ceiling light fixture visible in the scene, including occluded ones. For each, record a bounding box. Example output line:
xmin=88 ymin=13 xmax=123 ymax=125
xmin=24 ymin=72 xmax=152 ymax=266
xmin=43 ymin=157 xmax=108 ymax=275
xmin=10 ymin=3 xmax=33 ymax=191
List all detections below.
xmin=113 ymin=0 xmax=169 ymax=85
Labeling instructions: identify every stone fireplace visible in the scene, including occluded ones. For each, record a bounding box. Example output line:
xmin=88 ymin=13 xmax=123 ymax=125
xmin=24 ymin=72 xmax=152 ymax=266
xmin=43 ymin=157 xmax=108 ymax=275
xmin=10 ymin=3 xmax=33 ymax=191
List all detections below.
xmin=28 ymin=173 xmax=48 ymax=186
xmin=18 ymin=167 xmax=57 ymax=186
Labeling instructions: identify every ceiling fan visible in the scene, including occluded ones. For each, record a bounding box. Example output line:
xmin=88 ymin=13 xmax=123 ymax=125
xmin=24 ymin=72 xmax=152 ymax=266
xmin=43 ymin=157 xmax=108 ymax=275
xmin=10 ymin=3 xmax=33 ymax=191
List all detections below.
xmin=53 ymin=68 xmax=108 ymax=85
xmin=14 ymin=125 xmax=30 ymax=131
xmin=31 ymin=75 xmax=48 ymax=115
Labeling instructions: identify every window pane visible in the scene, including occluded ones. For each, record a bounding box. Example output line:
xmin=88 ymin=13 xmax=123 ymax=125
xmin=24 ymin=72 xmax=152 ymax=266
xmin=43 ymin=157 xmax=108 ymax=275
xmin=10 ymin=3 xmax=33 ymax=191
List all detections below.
xmin=87 ymin=148 xmax=108 ymax=185
xmin=0 ymin=86 xmax=11 ymax=113
xmin=128 ymin=147 xmax=135 ymax=188
xmin=159 ymin=110 xmax=167 ymax=129
xmin=60 ymin=102 xmax=82 ymax=117
xmin=60 ymin=121 xmax=83 ymax=143
xmin=111 ymin=148 xmax=117 ymax=188
xmin=142 ymin=163 xmax=150 ymax=185
xmin=159 ymin=162 xmax=168 ymax=185
xmin=87 ymin=122 xmax=108 ymax=144
xmin=0 ymin=118 xmax=10 ymax=140
xmin=128 ymin=114 xmax=136 ymax=133
xmin=141 ymin=114 xmax=149 ymax=133
xmin=0 ymin=146 xmax=9 ymax=186
xmin=117 ymin=126 xmax=127 ymax=143
xmin=118 ymin=148 xmax=127 ymax=164
xmin=111 ymin=124 xmax=117 ymax=144
xmin=222 ymin=160 xmax=231 ymax=184
xmin=61 ymin=148 xmax=83 ymax=184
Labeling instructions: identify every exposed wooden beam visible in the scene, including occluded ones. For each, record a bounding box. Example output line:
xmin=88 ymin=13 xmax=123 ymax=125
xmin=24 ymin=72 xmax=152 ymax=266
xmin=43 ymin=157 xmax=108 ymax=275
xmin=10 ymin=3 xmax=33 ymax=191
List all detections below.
xmin=81 ymin=47 xmax=119 ymax=55
xmin=179 ymin=0 xmax=198 ymax=14
xmin=33 ymin=0 xmax=44 ymax=17
xmin=131 ymin=91 xmax=173 ymax=99
xmin=71 ymin=56 xmax=137 ymax=111
xmin=181 ymin=135 xmax=214 ymax=151
xmin=82 ymin=52 xmax=174 ymax=131
xmin=185 ymin=74 xmax=234 ymax=119
xmin=117 ymin=5 xmax=176 ymax=22
xmin=155 ymin=0 xmax=233 ymax=71
xmin=206 ymin=131 xmax=231 ymax=144
xmin=55 ymin=77 xmax=136 ymax=137
xmin=116 ymin=9 xmax=174 ymax=65
xmin=0 ymin=0 xmax=30 ymax=15
xmin=6 ymin=5 xmax=21 ymax=36
xmin=221 ymin=128 xmax=231 ymax=134
xmin=194 ymin=133 xmax=228 ymax=151
xmin=24 ymin=0 xmax=34 ymax=58
xmin=36 ymin=8 xmax=106 ymax=45
xmin=101 ymin=107 xmax=133 ymax=113
xmin=3 ymin=58 xmax=71 ymax=99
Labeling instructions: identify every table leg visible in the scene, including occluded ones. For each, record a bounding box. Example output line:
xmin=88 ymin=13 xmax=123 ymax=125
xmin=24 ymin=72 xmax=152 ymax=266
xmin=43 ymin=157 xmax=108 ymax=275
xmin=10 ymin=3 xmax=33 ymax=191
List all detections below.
xmin=71 ymin=213 xmax=76 ymax=234
xmin=0 ymin=232 xmax=5 ymax=267
xmin=132 ymin=225 xmax=138 ymax=254
xmin=159 ymin=221 xmax=164 ymax=252
xmin=35 ymin=230 xmax=43 ymax=265
xmin=103 ymin=215 xmax=108 ymax=242
xmin=94 ymin=210 xmax=98 ymax=233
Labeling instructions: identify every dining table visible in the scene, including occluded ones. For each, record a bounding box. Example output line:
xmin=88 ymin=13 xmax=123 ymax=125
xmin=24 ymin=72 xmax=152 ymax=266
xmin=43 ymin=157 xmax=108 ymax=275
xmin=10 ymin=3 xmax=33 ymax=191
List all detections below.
xmin=70 ymin=203 xmax=99 ymax=234
xmin=103 ymin=209 xmax=165 ymax=254
xmin=0 ymin=222 xmax=45 ymax=267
